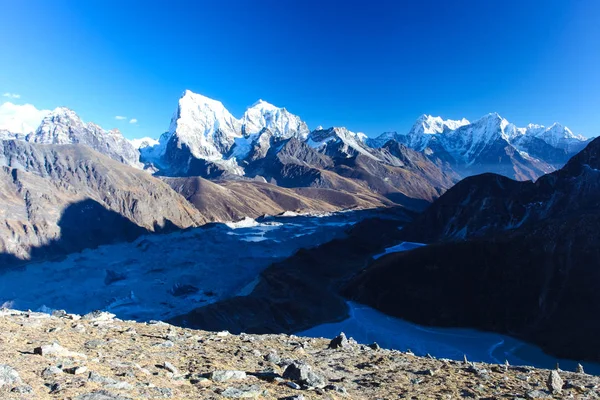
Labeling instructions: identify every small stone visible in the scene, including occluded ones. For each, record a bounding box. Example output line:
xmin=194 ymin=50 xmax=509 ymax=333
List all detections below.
xmin=51 ymin=309 xmax=68 ymax=318
xmin=46 ymin=382 xmax=62 ymax=393
xmin=193 ymin=377 xmax=211 ymax=387
xmin=210 ymin=370 xmax=247 ymax=382
xmin=466 ymin=364 xmax=488 ymax=378
xmin=75 ymin=390 xmax=132 ymax=400
xmin=547 ymin=370 xmax=563 ymax=393
xmin=148 ymin=320 xmax=168 ymax=326
xmin=104 ymin=381 xmax=133 ymax=390
xmin=564 ymin=381 xmax=586 ymax=392
xmin=34 ymin=342 xmax=86 ymax=358
xmin=526 ymin=390 xmax=551 ymax=399
xmin=82 ymin=311 xmax=116 ymax=321
xmin=285 ymin=381 xmax=301 ymax=390
xmin=85 ymin=339 xmax=106 ymax=349
xmin=42 ymin=366 xmax=64 ymax=378
xmin=154 ymin=387 xmax=173 ymax=397
xmin=11 ymin=385 xmax=33 ymax=393
xmin=265 ymin=352 xmax=280 ymax=364
xmin=368 ymin=342 xmax=380 ymax=350
xmin=221 ymin=385 xmax=262 ymax=398
xmin=153 ymin=340 xmax=174 ymax=348
xmin=325 ymin=384 xmax=347 ymax=393
xmin=328 ymin=332 xmax=348 ymax=349
xmin=283 ymin=362 xmax=325 ymax=388
xmin=576 ymin=363 xmax=585 ymax=374
xmin=0 ymin=364 xmax=22 ymax=388
xmin=64 ymin=366 xmax=88 ymax=375
xmin=162 ymin=362 xmax=179 ymax=376
xmin=88 ymin=371 xmax=117 ymax=385
xmin=217 ymin=330 xmax=230 ymax=337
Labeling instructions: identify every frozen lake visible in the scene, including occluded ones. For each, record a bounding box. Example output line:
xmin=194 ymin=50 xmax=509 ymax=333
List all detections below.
xmin=0 ymin=211 xmax=365 ymax=321
xmin=300 ymin=301 xmax=600 ymax=374
xmin=300 ymin=241 xmax=600 ymax=375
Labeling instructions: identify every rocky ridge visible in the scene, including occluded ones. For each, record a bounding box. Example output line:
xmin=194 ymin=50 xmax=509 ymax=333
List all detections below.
xmin=26 ymin=107 xmax=142 ymax=169
xmin=1 ymin=308 xmax=598 ymax=400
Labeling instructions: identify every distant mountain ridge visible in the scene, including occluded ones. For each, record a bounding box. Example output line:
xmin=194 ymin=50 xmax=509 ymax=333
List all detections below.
xmin=1 ymin=107 xmax=142 ymax=169
xmin=2 ymin=90 xmax=590 ymax=183
xmin=369 ymin=113 xmax=590 ymax=180
xmin=131 ymin=91 xmax=590 ymax=182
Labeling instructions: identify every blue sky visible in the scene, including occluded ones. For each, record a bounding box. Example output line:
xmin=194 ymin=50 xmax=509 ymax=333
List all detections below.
xmin=1 ymin=0 xmax=599 ymax=139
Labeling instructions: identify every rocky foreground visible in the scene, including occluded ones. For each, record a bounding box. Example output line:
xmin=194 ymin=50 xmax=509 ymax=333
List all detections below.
xmin=0 ymin=309 xmax=598 ymax=399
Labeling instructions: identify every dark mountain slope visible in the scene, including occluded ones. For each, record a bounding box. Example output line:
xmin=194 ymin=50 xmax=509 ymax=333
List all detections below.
xmin=344 ymin=137 xmax=600 ymax=361
xmin=345 ymin=213 xmax=600 ymax=361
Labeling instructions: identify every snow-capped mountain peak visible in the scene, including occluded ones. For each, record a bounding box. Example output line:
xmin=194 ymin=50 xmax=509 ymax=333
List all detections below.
xmin=394 ymin=114 xmax=473 ymax=151
xmin=23 ymin=107 xmax=143 ymax=168
xmin=521 ymin=121 xmax=588 ymax=151
xmin=129 ymin=137 xmax=160 ymax=149
xmin=242 ymin=99 xmax=309 ymax=139
xmin=33 ymin=107 xmax=83 ymax=144
xmin=413 ymin=114 xmax=470 ymax=135
xmin=249 ymin=99 xmax=279 ymax=111
xmin=166 ymin=90 xmax=242 ymax=161
xmin=31 ymin=107 xmax=93 ymax=144
xmin=308 ymin=126 xmax=376 ymax=159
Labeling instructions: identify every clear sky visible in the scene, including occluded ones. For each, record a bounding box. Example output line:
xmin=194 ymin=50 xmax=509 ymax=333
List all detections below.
xmin=1 ymin=0 xmax=599 ymax=139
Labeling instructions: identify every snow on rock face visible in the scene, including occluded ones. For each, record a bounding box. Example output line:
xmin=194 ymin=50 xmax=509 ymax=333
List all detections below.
xmin=366 ymin=131 xmax=400 ymax=148
xmin=0 ymin=130 xmax=24 ymax=141
xmin=129 ymin=137 xmax=160 ymax=149
xmin=413 ymin=114 xmax=470 ymax=135
xmin=25 ymin=107 xmax=143 ymax=169
xmin=230 ymin=99 xmax=310 ymax=161
xmin=524 ymin=123 xmax=587 ymax=151
xmin=439 ymin=113 xmax=515 ymax=162
xmin=242 ymin=99 xmax=309 ymax=140
xmin=370 ymin=112 xmax=589 ymax=176
xmin=308 ymin=127 xmax=377 ymax=159
xmin=165 ymin=90 xmax=243 ymax=161
xmin=147 ymin=91 xmax=312 ymax=174
xmin=369 ymin=115 xmax=470 ymax=150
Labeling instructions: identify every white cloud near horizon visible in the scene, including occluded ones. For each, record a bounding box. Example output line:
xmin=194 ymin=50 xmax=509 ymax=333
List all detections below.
xmin=129 ymin=118 xmax=138 ymax=124
xmin=0 ymin=102 xmax=50 ymax=134
xmin=2 ymin=93 xmax=21 ymax=99
xmin=115 ymin=115 xmax=127 ymax=120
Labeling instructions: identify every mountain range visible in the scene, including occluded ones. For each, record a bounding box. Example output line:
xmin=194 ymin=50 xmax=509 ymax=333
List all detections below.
xmin=133 ymin=91 xmax=590 ymax=182
xmin=0 ymin=89 xmax=592 ymax=264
